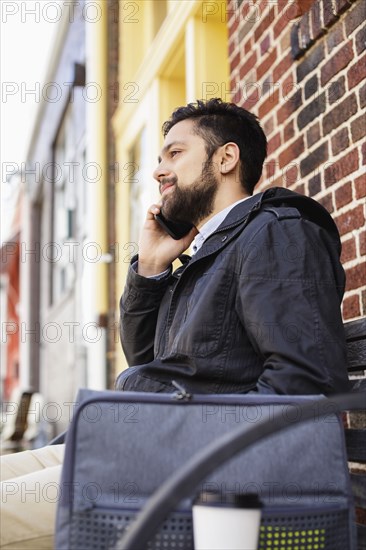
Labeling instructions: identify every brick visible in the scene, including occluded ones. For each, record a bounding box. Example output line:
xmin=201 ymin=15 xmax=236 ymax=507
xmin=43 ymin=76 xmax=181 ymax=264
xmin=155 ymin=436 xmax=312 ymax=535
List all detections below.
xmin=263 ymin=115 xmax=274 ymax=137
xmin=318 ymin=193 xmax=334 ymax=213
xmin=298 ymin=93 xmax=326 ymax=130
xmin=256 ymin=48 xmax=277 ymax=80
xmin=323 ymin=94 xmax=357 ymax=135
xmin=277 ymin=89 xmax=302 ymax=124
xmin=344 ymin=0 xmax=366 ymax=36
xmin=299 ymin=0 xmax=316 ymax=15
xmin=229 ymin=38 xmax=237 ymax=57
xmin=244 ymin=39 xmax=253 ymax=55
xmin=334 ymin=0 xmax=353 ymax=15
xmin=260 ymin=34 xmax=270 ymax=55
xmin=323 ymin=0 xmax=339 ymax=28
xmin=284 ymin=163 xmax=299 ymax=186
xmin=326 ymin=24 xmax=344 ymax=53
xmin=230 ymin=15 xmax=239 ymax=35
xmin=360 ymin=229 xmax=366 ymax=256
xmin=336 ymin=204 xmax=365 ymax=236
xmin=355 ymin=25 xmax=366 ymax=55
xmin=267 ymin=132 xmax=281 ymax=156
xmin=239 ymin=52 xmax=257 ymax=80
xmin=282 ymin=1 xmax=302 ymax=22
xmin=304 ymin=75 xmax=318 ymax=99
xmin=284 ymin=120 xmax=295 ymax=141
xmin=351 ymin=113 xmax=366 ymax=142
xmin=348 ymin=53 xmax=366 ymax=89
xmin=265 ymin=159 xmax=277 ymax=182
xmin=335 ymin=181 xmax=353 ymax=208
xmin=231 ymin=51 xmax=240 ymax=73
xmin=346 ymin=262 xmax=366 ymax=291
xmin=272 ymin=174 xmax=284 ymax=188
xmin=233 ymin=86 xmax=242 ymax=105
xmin=261 ymin=77 xmax=273 ymax=95
xmin=297 ymin=43 xmax=325 ymax=82
xmin=355 ymin=173 xmax=366 ymax=198
xmin=242 ymin=89 xmax=260 ymax=110
xmin=363 ymin=141 xmax=366 ymax=165
xmin=277 ymin=0 xmax=289 ymax=14
xmin=293 ymin=182 xmax=305 ymax=195
xmin=325 ymin=149 xmax=359 ymax=185
xmin=307 ymin=122 xmax=321 ymax=148
xmin=342 ymin=294 xmax=361 ymax=319
xmin=328 ymin=76 xmax=346 ymax=105
xmin=331 ymin=127 xmax=350 ymax=156
xmin=238 ymin=0 xmax=249 ymax=18
xmin=279 ymin=136 xmax=305 ymax=168
xmin=341 ymin=235 xmax=357 ymax=263
xmin=273 ymin=53 xmax=292 ymax=82
xmin=321 ymin=42 xmax=353 ymax=86
xmin=282 ymin=74 xmax=297 ymax=99
xmin=300 ymin=142 xmax=328 ymax=177
xmin=298 ymin=11 xmax=314 ymax=50
xmin=280 ymin=31 xmax=291 ymax=52
xmin=359 ymin=84 xmax=366 ymax=108
xmin=258 ymin=88 xmax=279 ymax=119
xmin=308 ymin=173 xmax=321 ymax=196
xmin=309 ymin=0 xmax=324 ymax=41
xmin=273 ymin=11 xmax=288 ymax=39
xmin=254 ymin=6 xmax=276 ymax=43
xmin=290 ymin=22 xmax=302 ymax=60
xmin=239 ymin=15 xmax=256 ymax=43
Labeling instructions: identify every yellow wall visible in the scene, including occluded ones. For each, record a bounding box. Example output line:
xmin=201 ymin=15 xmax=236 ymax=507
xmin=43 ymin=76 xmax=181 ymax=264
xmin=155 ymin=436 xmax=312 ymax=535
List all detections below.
xmin=113 ymin=0 xmax=229 ymax=374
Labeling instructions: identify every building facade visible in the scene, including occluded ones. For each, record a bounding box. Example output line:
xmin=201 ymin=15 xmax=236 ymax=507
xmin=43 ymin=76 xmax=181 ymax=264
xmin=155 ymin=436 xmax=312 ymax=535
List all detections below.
xmin=1 ymin=0 xmax=119 ymax=436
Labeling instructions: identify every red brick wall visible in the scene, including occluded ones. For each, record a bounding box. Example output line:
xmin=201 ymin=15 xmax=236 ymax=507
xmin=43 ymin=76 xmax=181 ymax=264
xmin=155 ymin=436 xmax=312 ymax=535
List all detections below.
xmin=228 ymin=0 xmax=365 ymax=321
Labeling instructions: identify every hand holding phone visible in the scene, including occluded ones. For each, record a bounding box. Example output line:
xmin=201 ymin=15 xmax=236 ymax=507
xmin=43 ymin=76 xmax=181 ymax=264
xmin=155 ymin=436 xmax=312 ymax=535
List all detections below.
xmin=154 ymin=212 xmax=194 ymax=240
xmin=137 ymin=205 xmax=197 ymax=277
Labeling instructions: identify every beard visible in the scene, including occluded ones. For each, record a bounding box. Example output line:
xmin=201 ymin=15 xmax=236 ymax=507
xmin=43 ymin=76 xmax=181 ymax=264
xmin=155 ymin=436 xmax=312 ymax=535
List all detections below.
xmin=161 ymin=159 xmax=218 ymax=227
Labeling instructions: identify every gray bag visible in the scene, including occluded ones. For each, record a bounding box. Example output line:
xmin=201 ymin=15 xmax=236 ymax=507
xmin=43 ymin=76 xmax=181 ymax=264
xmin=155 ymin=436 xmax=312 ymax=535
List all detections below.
xmin=55 ymin=389 xmax=356 ymax=549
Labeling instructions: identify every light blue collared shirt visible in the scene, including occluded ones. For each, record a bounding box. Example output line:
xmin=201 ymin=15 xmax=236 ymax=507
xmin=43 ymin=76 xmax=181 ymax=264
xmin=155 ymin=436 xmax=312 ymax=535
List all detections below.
xmin=191 ymin=196 xmax=250 ymax=254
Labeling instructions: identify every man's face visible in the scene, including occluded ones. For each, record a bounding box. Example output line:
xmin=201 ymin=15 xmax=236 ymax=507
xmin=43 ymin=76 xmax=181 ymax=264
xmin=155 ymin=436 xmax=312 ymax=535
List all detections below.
xmin=153 ymin=119 xmax=219 ymax=226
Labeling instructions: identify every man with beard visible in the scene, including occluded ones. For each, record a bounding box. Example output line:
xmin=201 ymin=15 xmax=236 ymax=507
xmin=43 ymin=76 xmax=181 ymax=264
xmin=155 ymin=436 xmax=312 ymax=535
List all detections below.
xmin=0 ymin=99 xmax=350 ymax=549
xmin=116 ymin=98 xmax=350 ymax=395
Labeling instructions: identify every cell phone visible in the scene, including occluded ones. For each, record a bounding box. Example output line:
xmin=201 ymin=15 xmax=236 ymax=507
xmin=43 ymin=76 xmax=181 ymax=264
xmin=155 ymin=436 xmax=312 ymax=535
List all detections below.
xmin=154 ymin=212 xmax=194 ymax=240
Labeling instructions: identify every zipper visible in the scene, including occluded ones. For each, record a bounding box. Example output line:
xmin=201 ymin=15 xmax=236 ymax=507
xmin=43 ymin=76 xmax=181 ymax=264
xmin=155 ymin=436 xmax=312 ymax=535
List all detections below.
xmin=171 ymin=380 xmax=192 ymax=401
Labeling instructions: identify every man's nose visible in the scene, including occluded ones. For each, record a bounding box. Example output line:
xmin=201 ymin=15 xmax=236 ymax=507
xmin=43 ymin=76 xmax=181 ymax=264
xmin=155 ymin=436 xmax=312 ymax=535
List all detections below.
xmin=153 ymin=162 xmax=171 ymax=182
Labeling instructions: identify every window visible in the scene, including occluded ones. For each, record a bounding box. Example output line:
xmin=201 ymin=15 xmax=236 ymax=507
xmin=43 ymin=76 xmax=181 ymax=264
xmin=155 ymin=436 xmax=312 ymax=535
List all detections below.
xmin=51 ymin=106 xmax=78 ymax=305
xmin=128 ymin=127 xmax=150 ymax=244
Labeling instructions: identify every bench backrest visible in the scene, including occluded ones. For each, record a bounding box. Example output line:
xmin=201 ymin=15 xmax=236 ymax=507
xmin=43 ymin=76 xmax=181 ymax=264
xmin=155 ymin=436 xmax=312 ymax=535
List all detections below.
xmin=344 ymin=318 xmax=366 ymax=547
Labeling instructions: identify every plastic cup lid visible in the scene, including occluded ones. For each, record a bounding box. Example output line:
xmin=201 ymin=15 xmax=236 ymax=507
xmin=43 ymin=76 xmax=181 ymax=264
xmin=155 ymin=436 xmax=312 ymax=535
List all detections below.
xmin=194 ymin=491 xmax=263 ymax=509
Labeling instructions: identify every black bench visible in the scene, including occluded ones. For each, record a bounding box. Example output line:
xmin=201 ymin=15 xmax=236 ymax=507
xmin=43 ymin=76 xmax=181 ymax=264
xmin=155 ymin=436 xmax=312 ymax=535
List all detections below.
xmin=344 ymin=318 xmax=366 ymax=548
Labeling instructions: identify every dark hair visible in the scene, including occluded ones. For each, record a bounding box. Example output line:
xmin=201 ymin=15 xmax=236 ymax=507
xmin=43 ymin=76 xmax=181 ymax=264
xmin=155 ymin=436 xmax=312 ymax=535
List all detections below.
xmin=162 ymin=98 xmax=267 ymax=195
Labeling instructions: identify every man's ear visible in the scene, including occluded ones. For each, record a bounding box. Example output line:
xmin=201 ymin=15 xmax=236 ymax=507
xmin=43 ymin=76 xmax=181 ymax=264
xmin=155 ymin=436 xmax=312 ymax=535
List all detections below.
xmin=217 ymin=142 xmax=240 ymax=175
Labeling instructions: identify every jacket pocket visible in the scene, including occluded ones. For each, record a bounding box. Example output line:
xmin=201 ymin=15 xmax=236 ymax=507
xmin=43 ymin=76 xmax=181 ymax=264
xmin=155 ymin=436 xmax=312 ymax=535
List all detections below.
xmin=169 ymin=270 xmax=234 ymax=358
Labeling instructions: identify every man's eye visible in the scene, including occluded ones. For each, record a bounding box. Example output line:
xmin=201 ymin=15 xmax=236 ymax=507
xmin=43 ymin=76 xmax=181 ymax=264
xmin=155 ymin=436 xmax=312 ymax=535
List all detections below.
xmin=170 ymin=150 xmax=181 ymax=157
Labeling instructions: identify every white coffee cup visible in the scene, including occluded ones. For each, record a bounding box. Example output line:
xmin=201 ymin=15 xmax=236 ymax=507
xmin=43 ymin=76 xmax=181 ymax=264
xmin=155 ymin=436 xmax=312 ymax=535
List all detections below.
xmin=192 ymin=491 xmax=262 ymax=550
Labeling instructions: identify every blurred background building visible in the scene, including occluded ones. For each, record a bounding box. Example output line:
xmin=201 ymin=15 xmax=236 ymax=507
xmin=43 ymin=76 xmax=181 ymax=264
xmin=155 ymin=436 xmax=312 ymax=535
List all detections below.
xmin=1 ymin=0 xmax=365 ymax=441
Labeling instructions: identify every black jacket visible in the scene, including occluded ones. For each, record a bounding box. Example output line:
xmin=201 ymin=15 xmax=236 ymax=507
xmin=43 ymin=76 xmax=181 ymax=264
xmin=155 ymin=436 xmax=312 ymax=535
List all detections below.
xmin=118 ymin=187 xmax=351 ymax=395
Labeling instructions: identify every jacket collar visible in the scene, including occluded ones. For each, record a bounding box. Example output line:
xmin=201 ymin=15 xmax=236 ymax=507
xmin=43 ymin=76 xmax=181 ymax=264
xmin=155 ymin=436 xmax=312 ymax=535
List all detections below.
xmin=185 ymin=186 xmax=341 ymax=267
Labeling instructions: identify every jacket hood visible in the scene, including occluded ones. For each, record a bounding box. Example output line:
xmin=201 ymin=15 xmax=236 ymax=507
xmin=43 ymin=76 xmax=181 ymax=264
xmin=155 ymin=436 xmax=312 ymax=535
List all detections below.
xmin=220 ymin=187 xmax=342 ymax=254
